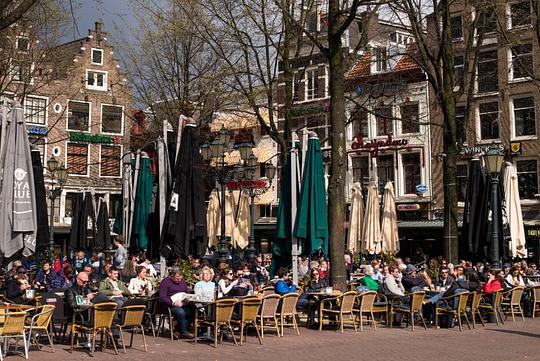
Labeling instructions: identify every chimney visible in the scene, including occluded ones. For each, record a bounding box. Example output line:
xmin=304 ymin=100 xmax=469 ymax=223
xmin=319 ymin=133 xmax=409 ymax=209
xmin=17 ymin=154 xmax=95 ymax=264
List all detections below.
xmin=95 ymin=20 xmax=103 ymax=32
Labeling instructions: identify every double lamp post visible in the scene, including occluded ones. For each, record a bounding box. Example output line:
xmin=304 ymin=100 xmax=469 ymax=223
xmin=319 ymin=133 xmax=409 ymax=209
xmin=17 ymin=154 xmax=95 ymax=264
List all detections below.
xmin=46 ymin=155 xmax=68 ymax=258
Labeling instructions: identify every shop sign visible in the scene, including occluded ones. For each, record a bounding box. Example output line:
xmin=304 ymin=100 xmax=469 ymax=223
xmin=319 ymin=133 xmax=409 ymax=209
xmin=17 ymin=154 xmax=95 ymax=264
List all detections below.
xmin=69 ymin=132 xmax=121 ymax=144
xmin=397 ymin=204 xmax=420 ymax=211
xmin=227 ymin=179 xmax=269 ymax=190
xmin=27 ymin=126 xmax=48 ymax=136
xmin=351 ymin=134 xmax=408 ymax=157
xmin=527 ymin=228 xmax=540 ymax=237
xmin=460 ymin=144 xmax=505 ymax=157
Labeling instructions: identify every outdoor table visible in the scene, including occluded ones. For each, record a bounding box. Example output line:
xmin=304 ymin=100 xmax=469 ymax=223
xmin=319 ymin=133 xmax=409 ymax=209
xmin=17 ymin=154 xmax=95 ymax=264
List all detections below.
xmin=194 ymin=299 xmax=218 ymax=342
xmin=303 ymin=291 xmax=343 ymax=326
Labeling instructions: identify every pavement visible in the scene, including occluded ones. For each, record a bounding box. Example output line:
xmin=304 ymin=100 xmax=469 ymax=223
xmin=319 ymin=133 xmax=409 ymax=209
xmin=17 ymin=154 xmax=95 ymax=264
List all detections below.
xmin=26 ymin=319 xmax=540 ymax=361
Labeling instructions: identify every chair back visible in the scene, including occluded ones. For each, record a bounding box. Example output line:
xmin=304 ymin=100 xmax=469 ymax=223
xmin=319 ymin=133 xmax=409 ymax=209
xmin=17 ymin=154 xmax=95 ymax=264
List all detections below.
xmin=0 ymin=311 xmax=26 ymax=336
xmin=358 ymin=291 xmax=377 ymax=312
xmin=41 ymin=290 xmax=68 ymax=322
xmin=93 ymin=302 xmax=118 ymax=330
xmin=493 ymin=289 xmax=503 ymax=307
xmin=262 ymin=286 xmax=275 ymax=296
xmin=470 ymin=291 xmax=482 ymax=310
xmin=121 ymin=305 xmax=146 ymax=327
xmin=533 ymin=286 xmax=540 ymax=302
xmin=279 ymin=293 xmax=299 ymax=315
xmin=214 ymin=298 xmax=236 ymax=323
xmin=240 ymin=296 xmax=262 ymax=322
xmin=410 ymin=291 xmax=426 ymax=312
xmin=455 ymin=291 xmax=470 ymax=312
xmin=260 ymin=294 xmax=281 ymax=317
xmin=510 ymin=286 xmax=524 ymax=305
xmin=339 ymin=291 xmax=357 ymax=312
xmin=32 ymin=304 xmax=55 ymax=328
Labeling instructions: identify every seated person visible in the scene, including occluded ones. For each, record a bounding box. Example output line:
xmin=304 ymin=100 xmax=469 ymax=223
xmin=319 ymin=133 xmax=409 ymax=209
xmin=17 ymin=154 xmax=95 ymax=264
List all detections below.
xmin=6 ymin=260 xmax=23 ymax=280
xmin=64 ymin=271 xmax=97 ymax=322
xmin=51 ymin=265 xmax=75 ymax=290
xmin=35 ymin=261 xmax=57 ymax=292
xmin=383 ymin=266 xmax=406 ymax=300
xmin=6 ymin=267 xmax=33 ymax=304
xmin=483 ymin=268 xmax=502 ymax=295
xmin=139 ymin=256 xmax=158 ymax=278
xmin=306 ymin=268 xmax=328 ymax=292
xmin=274 ymin=267 xmax=298 ymax=295
xmin=435 ymin=268 xmax=455 ymax=289
xmin=230 ymin=265 xmax=253 ymax=296
xmin=250 ymin=256 xmax=269 ymax=286
xmin=356 ymin=265 xmax=379 ymax=293
xmin=401 ymin=265 xmax=427 ymax=292
xmin=98 ymin=266 xmax=130 ymax=306
xmin=193 ymin=266 xmax=216 ymax=301
xmin=128 ymin=266 xmax=153 ymax=296
xmin=217 ymin=267 xmax=238 ymax=298
xmin=159 ymin=267 xmax=194 ymax=339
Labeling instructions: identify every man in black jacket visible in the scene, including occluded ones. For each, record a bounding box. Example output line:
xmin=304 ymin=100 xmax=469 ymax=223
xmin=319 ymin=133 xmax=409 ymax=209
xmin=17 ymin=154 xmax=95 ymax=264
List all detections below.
xmin=65 ymin=271 xmax=96 ymax=314
xmin=401 ymin=265 xmax=427 ymax=292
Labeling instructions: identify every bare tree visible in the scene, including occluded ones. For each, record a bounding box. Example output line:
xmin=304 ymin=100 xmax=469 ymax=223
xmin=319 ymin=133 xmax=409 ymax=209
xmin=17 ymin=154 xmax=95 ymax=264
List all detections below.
xmin=0 ymin=0 xmax=39 ymax=31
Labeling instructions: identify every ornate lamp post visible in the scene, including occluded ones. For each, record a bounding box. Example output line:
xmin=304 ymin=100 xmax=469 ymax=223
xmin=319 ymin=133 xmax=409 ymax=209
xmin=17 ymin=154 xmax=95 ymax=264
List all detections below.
xmin=483 ymin=145 xmax=504 ymax=269
xmin=46 ymin=155 xmax=68 ymax=258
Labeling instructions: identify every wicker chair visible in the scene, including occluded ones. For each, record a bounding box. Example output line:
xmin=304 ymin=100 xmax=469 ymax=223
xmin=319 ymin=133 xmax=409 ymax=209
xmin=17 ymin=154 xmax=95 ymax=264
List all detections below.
xmin=501 ymin=286 xmax=525 ymax=322
xmin=256 ymin=294 xmax=281 ymax=338
xmin=25 ymin=305 xmax=55 ymax=352
xmin=0 ymin=311 xmax=28 ymax=361
xmin=194 ymin=298 xmax=238 ymax=348
xmin=231 ymin=296 xmax=262 ymax=345
xmin=391 ymin=291 xmax=427 ymax=331
xmin=262 ymin=286 xmax=276 ymax=297
xmin=531 ymin=285 xmax=540 ymax=318
xmin=467 ymin=291 xmax=485 ymax=329
xmin=371 ymin=293 xmax=389 ymax=326
xmin=70 ymin=302 xmax=118 ymax=357
xmin=478 ymin=290 xmax=504 ymax=325
xmin=319 ymin=291 xmax=358 ymax=333
xmin=115 ymin=305 xmax=147 ymax=353
xmin=276 ymin=293 xmax=300 ymax=336
xmin=434 ymin=291 xmax=471 ymax=331
xmin=354 ymin=291 xmax=377 ymax=331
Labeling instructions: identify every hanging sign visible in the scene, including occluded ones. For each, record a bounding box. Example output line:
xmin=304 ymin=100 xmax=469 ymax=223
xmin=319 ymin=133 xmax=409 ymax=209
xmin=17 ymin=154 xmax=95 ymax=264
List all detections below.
xmin=69 ymin=132 xmax=121 ymax=144
xmin=397 ymin=204 xmax=420 ymax=211
xmin=510 ymin=142 xmax=522 ymax=156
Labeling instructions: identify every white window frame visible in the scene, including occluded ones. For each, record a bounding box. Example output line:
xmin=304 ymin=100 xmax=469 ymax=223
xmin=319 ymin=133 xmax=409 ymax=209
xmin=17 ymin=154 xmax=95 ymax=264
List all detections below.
xmin=23 ymin=95 xmax=48 ymax=126
xmin=305 ymin=67 xmax=318 ymax=101
xmin=510 ymin=95 xmax=537 ymax=140
xmin=476 ymin=99 xmax=500 ymax=143
xmin=66 ymin=100 xmax=91 ymax=132
xmin=508 ymin=44 xmax=533 ymax=82
xmin=475 ymin=49 xmax=499 ymax=94
xmin=398 ymin=101 xmax=421 ymax=136
xmin=373 ymin=103 xmax=394 ymax=138
xmin=65 ymin=141 xmax=90 ymax=177
xmin=507 ymin=1 xmax=532 ymax=29
xmin=91 ymin=48 xmax=104 ymax=65
xmin=28 ymin=136 xmax=47 ymax=166
xmin=85 ymin=69 xmax=108 ymax=91
xmin=100 ymin=103 xmax=124 ymax=135
xmin=372 ymin=47 xmax=388 ymax=73
xmin=11 ymin=61 xmax=34 ymax=84
xmin=399 ymin=151 xmax=423 ymax=196
xmin=99 ymin=144 xmax=123 ymax=178
xmin=450 ymin=14 xmax=464 ymax=41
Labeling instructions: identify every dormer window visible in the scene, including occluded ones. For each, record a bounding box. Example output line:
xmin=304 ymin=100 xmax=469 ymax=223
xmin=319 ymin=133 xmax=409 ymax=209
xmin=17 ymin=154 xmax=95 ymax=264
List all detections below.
xmin=389 ymin=32 xmax=412 ymax=45
xmin=16 ymin=37 xmax=29 ymax=52
xmin=375 ymin=47 xmax=388 ymax=72
xmin=91 ymin=48 xmax=103 ymax=65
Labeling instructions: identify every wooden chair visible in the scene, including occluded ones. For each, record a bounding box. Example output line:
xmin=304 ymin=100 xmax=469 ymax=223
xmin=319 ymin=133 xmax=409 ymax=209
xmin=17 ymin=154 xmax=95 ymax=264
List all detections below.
xmin=194 ymin=298 xmax=238 ymax=348
xmin=319 ymin=291 xmax=358 ymax=333
xmin=256 ymin=294 xmax=281 ymax=338
xmin=261 ymin=286 xmax=276 ymax=297
xmin=0 ymin=311 xmax=29 ymax=361
xmin=434 ymin=291 xmax=471 ymax=331
xmin=479 ymin=290 xmax=504 ymax=325
xmin=25 ymin=304 xmax=55 ymax=352
xmin=276 ymin=293 xmax=300 ymax=336
xmin=392 ymin=291 xmax=427 ymax=331
xmin=467 ymin=291 xmax=485 ymax=329
xmin=231 ymin=296 xmax=262 ymax=345
xmin=531 ymin=285 xmax=540 ymax=318
xmin=70 ymin=302 xmax=118 ymax=357
xmin=501 ymin=286 xmax=525 ymax=322
xmin=354 ymin=291 xmax=377 ymax=331
xmin=115 ymin=305 xmax=147 ymax=353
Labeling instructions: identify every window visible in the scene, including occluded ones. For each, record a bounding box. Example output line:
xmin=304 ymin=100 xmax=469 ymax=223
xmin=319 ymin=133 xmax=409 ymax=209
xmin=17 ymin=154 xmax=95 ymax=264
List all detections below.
xmin=352 ymin=108 xmax=368 ymax=140
xmin=91 ymin=48 xmax=103 ymax=65
xmin=516 ymin=160 xmax=538 ymax=199
xmin=509 ymin=1 xmax=531 ymax=28
xmin=454 ymin=55 xmax=464 ymax=84
xmin=478 ymin=101 xmax=499 ymax=140
xmin=16 ymin=37 xmax=29 ymax=52
xmin=24 ymin=96 xmax=47 ymax=125
xmin=456 ymin=105 xmax=466 ymax=143
xmin=375 ymin=105 xmax=393 ymax=136
xmin=100 ymin=145 xmax=121 ymax=177
xmin=306 ymin=114 xmax=329 ymax=145
xmin=109 ymin=194 xmax=122 ymax=218
xmin=457 ymin=163 xmax=469 ymax=202
xmin=67 ymin=100 xmax=90 ymax=131
xmin=306 ymin=68 xmax=319 ymax=100
xmin=402 ymin=153 xmax=421 ymax=194
xmin=101 ymin=105 xmax=123 ymax=134
xmin=351 ymin=156 xmax=369 ymax=184
xmin=375 ymin=47 xmax=388 ymax=72
xmin=513 ymin=96 xmax=536 ymax=137
xmin=64 ymin=193 xmax=77 ymax=218
xmin=450 ymin=15 xmax=463 ymax=39
xmin=86 ymin=70 xmax=107 ymax=91
xmin=293 ymin=72 xmax=303 ymax=102
xmin=28 ymin=137 xmax=45 ymax=164
xmin=477 ymin=50 xmax=498 ymax=93
xmin=475 ymin=10 xmax=497 ymax=35
xmin=11 ymin=62 xmax=32 ymax=83
xmin=67 ymin=143 xmax=89 ymax=175
xmin=377 ymin=155 xmax=395 ymax=194
xmin=306 ymin=10 xmax=319 ymax=33
xmin=510 ymin=44 xmax=533 ymax=80
xmin=400 ymin=103 xmax=419 ymax=134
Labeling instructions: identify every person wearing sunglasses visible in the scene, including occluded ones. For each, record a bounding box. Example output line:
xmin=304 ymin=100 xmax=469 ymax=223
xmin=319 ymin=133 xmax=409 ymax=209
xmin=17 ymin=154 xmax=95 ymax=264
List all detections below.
xmin=217 ymin=267 xmax=238 ymax=298
xmin=435 ymin=267 xmax=455 ymax=290
xmin=64 ymin=271 xmax=97 ymax=316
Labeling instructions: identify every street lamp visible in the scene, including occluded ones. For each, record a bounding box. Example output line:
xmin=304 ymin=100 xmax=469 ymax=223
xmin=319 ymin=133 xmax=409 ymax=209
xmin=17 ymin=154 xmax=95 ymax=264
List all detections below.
xmin=47 ymin=155 xmax=68 ymax=259
xmin=483 ymin=145 xmax=504 ymax=269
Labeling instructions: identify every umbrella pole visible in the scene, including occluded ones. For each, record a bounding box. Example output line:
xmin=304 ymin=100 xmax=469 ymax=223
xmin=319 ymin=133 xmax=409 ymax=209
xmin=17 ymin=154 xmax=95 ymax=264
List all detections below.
xmin=128 ymin=151 xmax=141 ymax=247
xmin=291 ymin=136 xmax=299 ymax=286
xmin=157 ymin=136 xmax=168 ymax=280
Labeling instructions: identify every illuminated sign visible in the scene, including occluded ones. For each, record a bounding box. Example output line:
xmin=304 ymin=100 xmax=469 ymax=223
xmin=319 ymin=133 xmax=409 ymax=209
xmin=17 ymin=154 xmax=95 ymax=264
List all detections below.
xmin=351 ymin=134 xmax=408 ymax=157
xmin=69 ymin=132 xmax=121 ymax=144
xmin=397 ymin=204 xmax=421 ymax=211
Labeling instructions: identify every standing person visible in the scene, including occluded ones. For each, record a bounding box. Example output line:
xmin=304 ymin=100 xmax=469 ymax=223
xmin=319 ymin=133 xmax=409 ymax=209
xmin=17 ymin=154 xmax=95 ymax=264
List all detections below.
xmin=113 ymin=235 xmax=127 ymax=278
xmin=159 ymin=267 xmax=194 ymax=339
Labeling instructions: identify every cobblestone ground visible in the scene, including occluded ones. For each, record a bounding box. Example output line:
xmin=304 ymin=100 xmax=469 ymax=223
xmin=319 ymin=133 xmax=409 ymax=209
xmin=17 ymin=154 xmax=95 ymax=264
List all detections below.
xmin=25 ymin=319 xmax=540 ymax=361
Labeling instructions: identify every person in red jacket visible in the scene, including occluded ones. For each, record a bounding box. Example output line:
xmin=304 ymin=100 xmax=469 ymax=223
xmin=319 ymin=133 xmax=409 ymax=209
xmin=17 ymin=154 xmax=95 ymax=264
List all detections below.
xmin=483 ymin=269 xmax=502 ymax=294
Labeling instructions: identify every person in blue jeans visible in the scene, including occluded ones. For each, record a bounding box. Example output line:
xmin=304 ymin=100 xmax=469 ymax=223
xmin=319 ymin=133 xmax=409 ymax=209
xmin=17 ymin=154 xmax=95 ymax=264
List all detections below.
xmin=159 ymin=267 xmax=194 ymax=339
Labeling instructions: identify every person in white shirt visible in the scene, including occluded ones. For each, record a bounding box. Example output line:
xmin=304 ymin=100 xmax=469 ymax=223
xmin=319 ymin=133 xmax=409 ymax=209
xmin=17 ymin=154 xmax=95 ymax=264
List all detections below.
xmin=217 ymin=267 xmax=238 ymax=298
xmin=128 ymin=266 xmax=153 ymax=295
xmin=139 ymin=257 xmax=157 ymax=278
xmin=194 ymin=267 xmax=216 ymax=301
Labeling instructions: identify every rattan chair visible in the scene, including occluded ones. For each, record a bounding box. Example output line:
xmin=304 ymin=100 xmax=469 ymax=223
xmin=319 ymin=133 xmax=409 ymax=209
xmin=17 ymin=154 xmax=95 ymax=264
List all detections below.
xmin=434 ymin=291 xmax=471 ymax=331
xmin=276 ymin=293 xmax=300 ymax=336
xmin=194 ymin=298 xmax=238 ymax=348
xmin=354 ymin=291 xmax=377 ymax=331
xmin=231 ymin=296 xmax=262 ymax=345
xmin=467 ymin=291 xmax=485 ymax=328
xmin=25 ymin=304 xmax=55 ymax=352
xmin=256 ymin=294 xmax=281 ymax=338
xmin=501 ymin=286 xmax=525 ymax=322
xmin=0 ymin=311 xmax=29 ymax=361
xmin=70 ymin=302 xmax=118 ymax=357
xmin=319 ymin=291 xmax=358 ymax=333
xmin=531 ymin=285 xmax=540 ymax=318
xmin=479 ymin=289 xmax=504 ymax=325
xmin=115 ymin=305 xmax=147 ymax=353
xmin=261 ymin=286 xmax=276 ymax=296
xmin=392 ymin=291 xmax=427 ymax=331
